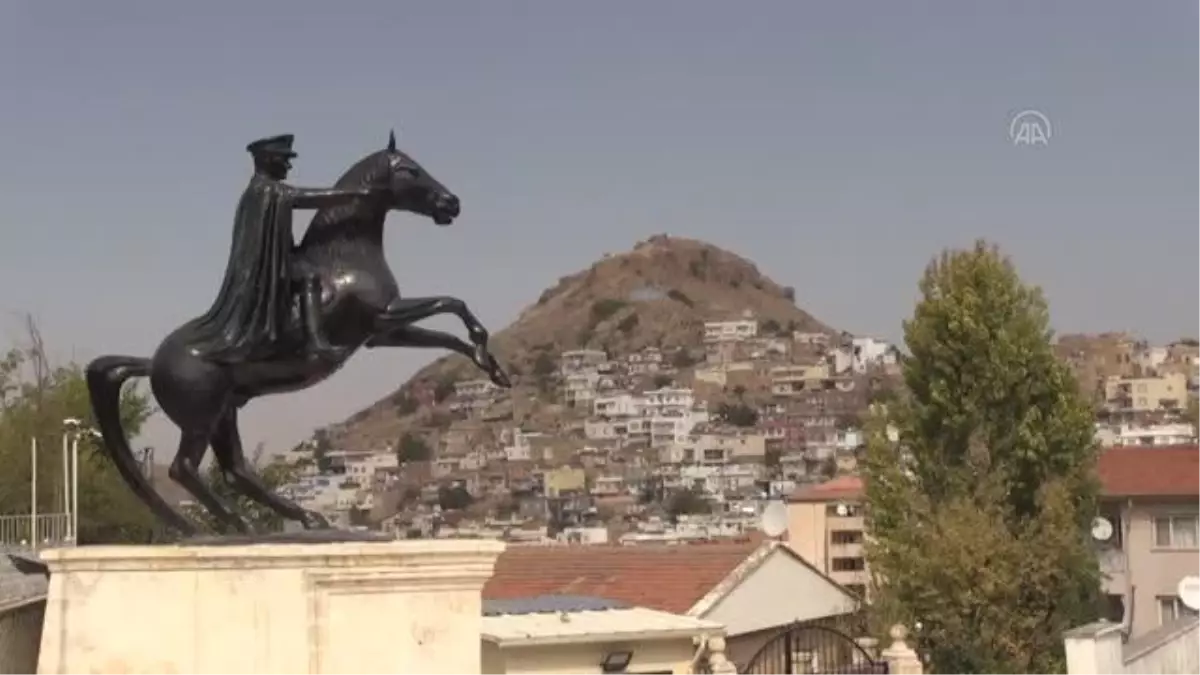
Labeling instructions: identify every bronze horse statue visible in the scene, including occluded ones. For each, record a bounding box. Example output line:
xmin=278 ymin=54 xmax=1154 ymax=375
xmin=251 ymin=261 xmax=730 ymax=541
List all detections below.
xmin=86 ymin=132 xmax=510 ymax=536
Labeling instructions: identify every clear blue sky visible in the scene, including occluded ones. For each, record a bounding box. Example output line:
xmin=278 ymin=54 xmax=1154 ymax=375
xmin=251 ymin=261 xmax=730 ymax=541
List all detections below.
xmin=1 ymin=1 xmax=1195 ymax=456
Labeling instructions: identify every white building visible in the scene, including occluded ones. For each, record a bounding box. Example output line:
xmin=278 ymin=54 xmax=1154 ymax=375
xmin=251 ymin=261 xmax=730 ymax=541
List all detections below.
xmin=831 ymin=337 xmax=899 ymax=375
xmin=559 ymin=349 xmax=608 ymax=375
xmin=500 ymin=428 xmax=543 ymax=462
xmin=594 ymin=393 xmax=642 ymax=418
xmin=331 ymin=450 xmax=398 ymax=484
xmin=704 ymin=320 xmax=758 ymax=343
xmin=640 ymin=387 xmax=696 ymax=417
xmin=1095 ymin=422 xmax=1196 ymax=448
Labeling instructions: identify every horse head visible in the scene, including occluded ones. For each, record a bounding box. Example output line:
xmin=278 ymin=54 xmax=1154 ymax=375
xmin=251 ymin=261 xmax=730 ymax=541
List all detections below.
xmin=376 ymin=129 xmax=460 ymax=226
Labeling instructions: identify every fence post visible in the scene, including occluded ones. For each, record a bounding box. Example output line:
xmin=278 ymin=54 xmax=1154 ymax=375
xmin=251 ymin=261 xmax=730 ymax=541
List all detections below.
xmin=881 ymin=624 xmax=923 ymax=675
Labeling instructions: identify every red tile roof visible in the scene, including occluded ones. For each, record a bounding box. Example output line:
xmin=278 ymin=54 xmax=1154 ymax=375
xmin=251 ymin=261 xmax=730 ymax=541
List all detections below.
xmin=787 ymin=444 xmax=1200 ymax=502
xmin=1097 ymin=444 xmax=1199 ymax=498
xmin=483 ymin=540 xmax=760 ymax=613
xmin=789 ymin=475 xmax=865 ymax=503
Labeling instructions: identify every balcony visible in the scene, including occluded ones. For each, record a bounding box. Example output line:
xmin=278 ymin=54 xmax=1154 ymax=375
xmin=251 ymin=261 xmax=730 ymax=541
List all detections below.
xmin=1097 ymin=547 xmax=1126 ymax=575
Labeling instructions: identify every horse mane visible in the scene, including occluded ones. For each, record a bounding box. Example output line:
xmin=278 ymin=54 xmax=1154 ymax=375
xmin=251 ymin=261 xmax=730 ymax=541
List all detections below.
xmin=304 ymin=150 xmax=391 ymax=234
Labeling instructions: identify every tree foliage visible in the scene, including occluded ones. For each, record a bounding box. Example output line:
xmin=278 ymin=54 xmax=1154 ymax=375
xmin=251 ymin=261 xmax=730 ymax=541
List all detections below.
xmin=396 ymin=432 xmax=432 ymax=463
xmin=862 ymin=242 xmax=1102 ymax=673
xmin=666 ymin=487 xmax=711 ymax=518
xmin=0 ymin=317 xmax=160 ymax=544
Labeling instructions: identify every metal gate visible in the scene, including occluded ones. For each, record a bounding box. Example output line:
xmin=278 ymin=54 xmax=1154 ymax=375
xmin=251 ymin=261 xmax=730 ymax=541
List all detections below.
xmin=743 ymin=622 xmax=888 ymax=674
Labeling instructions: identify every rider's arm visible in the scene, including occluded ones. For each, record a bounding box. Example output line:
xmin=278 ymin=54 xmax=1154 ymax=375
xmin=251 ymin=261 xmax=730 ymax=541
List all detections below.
xmin=287 ymin=185 xmax=376 ymax=210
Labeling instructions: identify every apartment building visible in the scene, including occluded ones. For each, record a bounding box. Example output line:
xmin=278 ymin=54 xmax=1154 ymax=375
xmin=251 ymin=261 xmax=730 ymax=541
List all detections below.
xmin=1094 ymin=444 xmax=1200 ymax=636
xmin=785 ymin=476 xmax=869 ymax=598
xmin=1102 ymin=372 xmax=1188 ymax=414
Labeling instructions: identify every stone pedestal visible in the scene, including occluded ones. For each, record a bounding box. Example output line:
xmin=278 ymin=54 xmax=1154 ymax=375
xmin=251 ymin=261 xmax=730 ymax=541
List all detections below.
xmin=37 ymin=538 xmax=505 ymax=674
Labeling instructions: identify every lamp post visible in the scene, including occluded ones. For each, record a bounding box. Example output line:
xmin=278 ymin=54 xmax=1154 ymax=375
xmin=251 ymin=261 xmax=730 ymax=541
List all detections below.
xmin=61 ymin=418 xmax=99 ymax=545
xmin=30 ymin=437 xmax=37 ymax=546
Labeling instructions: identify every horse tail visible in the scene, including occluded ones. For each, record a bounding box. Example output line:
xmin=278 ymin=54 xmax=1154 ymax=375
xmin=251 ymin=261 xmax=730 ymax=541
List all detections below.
xmin=86 ymin=355 xmax=154 ymax=489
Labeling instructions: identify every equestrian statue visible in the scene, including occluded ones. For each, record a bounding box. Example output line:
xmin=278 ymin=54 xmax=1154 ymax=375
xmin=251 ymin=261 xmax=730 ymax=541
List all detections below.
xmin=86 ymin=131 xmax=511 ymax=536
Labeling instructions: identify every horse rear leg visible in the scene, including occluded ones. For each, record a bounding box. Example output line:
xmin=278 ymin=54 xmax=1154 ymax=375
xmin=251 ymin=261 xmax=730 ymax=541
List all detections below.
xmin=87 ymin=356 xmax=199 ymax=536
xmin=168 ymin=428 xmax=250 ymax=534
xmin=210 ymin=409 xmax=329 ymax=530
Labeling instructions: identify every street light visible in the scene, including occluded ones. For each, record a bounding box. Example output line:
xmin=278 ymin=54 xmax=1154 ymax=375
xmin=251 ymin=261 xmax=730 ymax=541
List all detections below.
xmin=62 ymin=418 xmax=100 ymax=545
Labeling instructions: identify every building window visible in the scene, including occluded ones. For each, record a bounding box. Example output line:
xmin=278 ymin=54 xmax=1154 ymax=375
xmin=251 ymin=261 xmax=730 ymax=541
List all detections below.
xmin=1157 ymin=596 xmax=1200 ymax=625
xmin=1153 ymin=515 xmax=1199 ymax=549
xmin=1103 ymin=594 xmax=1126 ymax=623
xmin=832 ymin=557 xmax=865 ymax=572
xmin=831 ymin=530 xmax=864 ymax=545
xmin=826 ymin=503 xmax=862 ymax=518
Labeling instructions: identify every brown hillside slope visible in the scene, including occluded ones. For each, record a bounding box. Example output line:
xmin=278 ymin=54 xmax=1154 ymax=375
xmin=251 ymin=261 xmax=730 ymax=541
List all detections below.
xmin=325 ymin=235 xmax=833 ymax=451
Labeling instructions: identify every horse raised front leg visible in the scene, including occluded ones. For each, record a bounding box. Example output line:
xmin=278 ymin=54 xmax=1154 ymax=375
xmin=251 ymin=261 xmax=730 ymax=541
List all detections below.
xmin=370 ymin=319 xmax=511 ymax=389
xmin=210 ymin=409 xmax=328 ymax=530
xmin=378 ymin=295 xmax=491 ymax=348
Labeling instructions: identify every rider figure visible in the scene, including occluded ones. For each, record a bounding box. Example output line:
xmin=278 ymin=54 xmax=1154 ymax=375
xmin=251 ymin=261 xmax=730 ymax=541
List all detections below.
xmin=189 ymin=134 xmax=384 ymax=363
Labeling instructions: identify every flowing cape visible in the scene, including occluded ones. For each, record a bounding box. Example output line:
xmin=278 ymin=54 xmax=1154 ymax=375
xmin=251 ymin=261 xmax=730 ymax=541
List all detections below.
xmin=189 ymin=175 xmax=296 ymax=363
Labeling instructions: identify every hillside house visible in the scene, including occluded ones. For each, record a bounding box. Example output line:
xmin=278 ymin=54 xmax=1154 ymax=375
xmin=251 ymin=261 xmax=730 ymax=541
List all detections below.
xmin=450 ymin=378 xmax=503 ymax=412
xmin=830 ymin=337 xmax=900 ymax=375
xmin=1096 ymin=422 xmax=1196 ymax=448
xmin=1103 ymin=372 xmax=1188 ymax=415
xmin=563 ymin=371 xmax=602 ymax=407
xmin=770 ymin=363 xmax=831 ymax=396
xmin=500 ymin=428 xmax=544 ymax=462
xmin=626 ymin=347 xmax=664 ymax=375
xmin=704 ymin=320 xmax=758 ymax=343
xmin=559 ymin=349 xmax=608 ymax=375
xmin=662 ymin=431 xmax=768 ymax=465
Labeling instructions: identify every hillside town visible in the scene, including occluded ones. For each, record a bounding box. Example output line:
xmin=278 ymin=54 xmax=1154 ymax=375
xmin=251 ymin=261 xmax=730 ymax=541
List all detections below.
xmin=277 ymin=319 xmax=1200 ymax=550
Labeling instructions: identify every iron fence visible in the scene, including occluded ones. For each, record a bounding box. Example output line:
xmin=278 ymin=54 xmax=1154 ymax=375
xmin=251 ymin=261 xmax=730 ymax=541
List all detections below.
xmin=0 ymin=513 xmax=72 ymax=549
xmin=744 ymin=622 xmax=888 ymax=674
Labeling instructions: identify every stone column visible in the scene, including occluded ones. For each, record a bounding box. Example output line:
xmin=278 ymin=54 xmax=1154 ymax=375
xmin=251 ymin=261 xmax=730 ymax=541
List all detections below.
xmin=881 ymin=624 xmax=924 ymax=675
xmin=37 ymin=538 xmax=504 ymax=674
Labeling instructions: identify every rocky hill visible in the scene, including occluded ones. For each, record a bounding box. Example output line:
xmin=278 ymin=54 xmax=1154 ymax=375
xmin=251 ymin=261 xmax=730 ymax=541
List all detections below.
xmin=323 ymin=235 xmax=834 ymax=453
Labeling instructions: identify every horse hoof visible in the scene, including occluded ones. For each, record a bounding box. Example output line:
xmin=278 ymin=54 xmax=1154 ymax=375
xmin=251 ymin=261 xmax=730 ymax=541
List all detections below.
xmin=491 ymin=367 xmax=512 ymax=389
xmin=302 ymin=511 xmax=330 ymax=530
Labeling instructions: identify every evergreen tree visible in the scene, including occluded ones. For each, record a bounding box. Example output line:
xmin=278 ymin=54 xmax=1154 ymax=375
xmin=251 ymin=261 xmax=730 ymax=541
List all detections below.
xmin=863 ymin=241 xmax=1102 ymax=673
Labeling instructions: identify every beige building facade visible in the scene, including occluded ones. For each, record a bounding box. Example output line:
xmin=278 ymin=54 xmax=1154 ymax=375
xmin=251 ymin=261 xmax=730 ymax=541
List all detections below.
xmin=785 ymin=476 xmax=869 ymax=598
xmin=1095 ymin=445 xmax=1200 ymax=636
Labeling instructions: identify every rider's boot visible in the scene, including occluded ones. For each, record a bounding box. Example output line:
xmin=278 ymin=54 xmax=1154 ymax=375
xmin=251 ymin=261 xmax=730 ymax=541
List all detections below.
xmin=300 ymin=275 xmax=338 ymax=359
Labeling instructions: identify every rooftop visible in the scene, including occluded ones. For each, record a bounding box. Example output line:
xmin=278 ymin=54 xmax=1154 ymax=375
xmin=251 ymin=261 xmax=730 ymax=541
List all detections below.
xmin=787 ymin=443 xmax=1200 ymax=502
xmin=483 ymin=540 xmax=760 ymax=613
xmin=1097 ymin=444 xmax=1199 ymax=498
xmin=788 ymin=475 xmax=864 ymax=503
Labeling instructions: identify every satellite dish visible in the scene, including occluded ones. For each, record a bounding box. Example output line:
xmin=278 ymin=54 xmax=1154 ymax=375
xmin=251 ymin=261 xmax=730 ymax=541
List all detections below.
xmin=1178 ymin=576 xmax=1200 ymax=611
xmin=1091 ymin=517 xmax=1114 ymax=542
xmin=760 ymin=500 xmax=788 ymax=538
xmin=835 ymin=503 xmax=849 ymax=517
